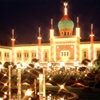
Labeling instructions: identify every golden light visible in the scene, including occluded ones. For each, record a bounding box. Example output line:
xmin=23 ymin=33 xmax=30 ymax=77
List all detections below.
xmin=60 ymin=97 xmax=64 ymax=100
xmin=60 ymin=62 xmax=65 ymax=67
xmin=4 ymin=95 xmax=7 ymax=99
xmin=4 ymin=83 xmax=7 ymax=86
xmin=16 ymin=64 xmax=21 ymax=69
xmin=74 ymin=62 xmax=78 ymax=66
xmin=60 ymin=85 xmax=64 ymax=89
xmin=4 ymin=74 xmax=7 ymax=76
xmin=25 ymin=89 xmax=33 ymax=96
xmin=49 ymin=78 xmax=52 ymax=81
xmin=88 ymin=62 xmax=92 ymax=67
xmin=4 ymin=92 xmax=7 ymax=95
xmin=48 ymin=62 xmax=51 ymax=67
xmin=35 ymin=62 xmax=39 ymax=68
xmin=0 ymin=64 xmax=3 ymax=69
xmin=22 ymin=63 xmax=29 ymax=69
xmin=58 ymin=83 xmax=66 ymax=92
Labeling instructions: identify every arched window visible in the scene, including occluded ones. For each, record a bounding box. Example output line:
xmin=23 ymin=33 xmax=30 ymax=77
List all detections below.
xmin=64 ymin=32 xmax=66 ymax=36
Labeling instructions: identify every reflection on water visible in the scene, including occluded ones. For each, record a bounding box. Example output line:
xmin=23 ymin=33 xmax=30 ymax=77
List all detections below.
xmin=45 ymin=91 xmax=73 ymax=100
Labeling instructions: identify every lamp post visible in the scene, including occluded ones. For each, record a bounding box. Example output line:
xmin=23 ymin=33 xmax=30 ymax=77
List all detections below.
xmin=8 ymin=65 xmax=12 ymax=100
xmin=17 ymin=64 xmax=21 ymax=100
xmin=39 ymin=68 xmax=46 ymax=100
xmin=88 ymin=62 xmax=92 ymax=70
xmin=43 ymin=68 xmax=46 ymax=99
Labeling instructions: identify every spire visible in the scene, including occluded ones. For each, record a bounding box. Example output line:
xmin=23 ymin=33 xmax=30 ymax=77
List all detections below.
xmin=38 ymin=26 xmax=41 ymax=37
xmin=91 ymin=24 xmax=93 ymax=34
xmin=90 ymin=24 xmax=94 ymax=61
xmin=51 ymin=18 xmax=53 ymax=29
xmin=11 ymin=29 xmax=15 ymax=47
xmin=38 ymin=26 xmax=42 ymax=40
xmin=12 ymin=29 xmax=14 ymax=36
xmin=90 ymin=24 xmax=94 ymax=37
xmin=77 ymin=17 xmax=79 ymax=27
xmin=64 ymin=2 xmax=68 ymax=15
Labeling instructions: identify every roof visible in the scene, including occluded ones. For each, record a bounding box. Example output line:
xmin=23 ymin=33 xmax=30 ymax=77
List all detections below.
xmin=15 ymin=43 xmax=50 ymax=47
xmin=0 ymin=46 xmax=11 ymax=50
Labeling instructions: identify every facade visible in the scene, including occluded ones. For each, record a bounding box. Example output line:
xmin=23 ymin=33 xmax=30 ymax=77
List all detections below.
xmin=0 ymin=3 xmax=100 ymax=65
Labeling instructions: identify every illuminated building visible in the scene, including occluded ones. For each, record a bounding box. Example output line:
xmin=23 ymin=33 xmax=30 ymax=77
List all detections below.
xmin=0 ymin=2 xmax=100 ymax=64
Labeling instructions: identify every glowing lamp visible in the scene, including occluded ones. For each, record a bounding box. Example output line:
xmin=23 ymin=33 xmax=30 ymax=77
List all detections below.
xmin=88 ymin=62 xmax=92 ymax=67
xmin=4 ymin=92 xmax=7 ymax=95
xmin=16 ymin=64 xmax=21 ymax=69
xmin=60 ymin=62 xmax=65 ymax=67
xmin=60 ymin=85 xmax=64 ymax=89
xmin=35 ymin=63 xmax=39 ymax=68
xmin=0 ymin=98 xmax=3 ymax=100
xmin=4 ymin=83 xmax=7 ymax=86
xmin=48 ymin=62 xmax=51 ymax=67
xmin=25 ymin=89 xmax=32 ymax=96
xmin=22 ymin=63 xmax=29 ymax=69
xmin=60 ymin=98 xmax=64 ymax=100
xmin=74 ymin=62 xmax=78 ymax=66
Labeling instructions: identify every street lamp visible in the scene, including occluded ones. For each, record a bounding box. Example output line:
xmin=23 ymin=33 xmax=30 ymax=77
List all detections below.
xmin=39 ymin=68 xmax=46 ymax=100
xmin=8 ymin=65 xmax=12 ymax=100
xmin=88 ymin=62 xmax=92 ymax=69
xmin=17 ymin=64 xmax=22 ymax=100
xmin=25 ymin=89 xmax=33 ymax=97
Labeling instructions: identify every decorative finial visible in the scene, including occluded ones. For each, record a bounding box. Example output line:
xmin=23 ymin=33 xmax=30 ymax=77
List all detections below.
xmin=77 ymin=17 xmax=79 ymax=27
xmin=12 ymin=29 xmax=14 ymax=36
xmin=91 ymin=24 xmax=93 ymax=33
xmin=64 ymin=2 xmax=68 ymax=15
xmin=38 ymin=26 xmax=40 ymax=35
xmin=51 ymin=18 xmax=53 ymax=29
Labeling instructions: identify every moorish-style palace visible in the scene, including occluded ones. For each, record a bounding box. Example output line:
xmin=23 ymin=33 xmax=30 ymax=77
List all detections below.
xmin=0 ymin=2 xmax=100 ymax=64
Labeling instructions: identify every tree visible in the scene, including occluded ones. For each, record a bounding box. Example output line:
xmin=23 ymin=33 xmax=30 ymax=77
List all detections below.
xmin=81 ymin=59 xmax=91 ymax=66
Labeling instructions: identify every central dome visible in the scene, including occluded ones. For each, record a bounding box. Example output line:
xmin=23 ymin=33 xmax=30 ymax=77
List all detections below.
xmin=58 ymin=15 xmax=74 ymax=30
xmin=58 ymin=2 xmax=74 ymax=36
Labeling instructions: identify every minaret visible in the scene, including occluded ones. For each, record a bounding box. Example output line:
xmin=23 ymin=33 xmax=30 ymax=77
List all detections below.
xmin=11 ymin=29 xmax=15 ymax=63
xmin=64 ymin=2 xmax=68 ymax=16
xmin=11 ymin=29 xmax=15 ymax=47
xmin=37 ymin=27 xmax=42 ymax=61
xmin=50 ymin=18 xmax=55 ymax=62
xmin=50 ymin=18 xmax=54 ymax=39
xmin=75 ymin=17 xmax=80 ymax=61
xmin=76 ymin=17 xmax=80 ymax=37
xmin=90 ymin=24 xmax=94 ymax=61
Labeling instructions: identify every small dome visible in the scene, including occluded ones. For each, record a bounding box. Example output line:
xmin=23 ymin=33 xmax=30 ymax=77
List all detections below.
xmin=58 ymin=15 xmax=74 ymax=31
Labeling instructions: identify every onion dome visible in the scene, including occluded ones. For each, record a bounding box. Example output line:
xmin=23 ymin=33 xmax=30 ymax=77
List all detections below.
xmin=58 ymin=2 xmax=74 ymax=36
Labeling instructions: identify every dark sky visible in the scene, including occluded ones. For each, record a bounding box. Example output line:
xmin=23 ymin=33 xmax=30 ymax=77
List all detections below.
xmin=0 ymin=0 xmax=100 ymax=45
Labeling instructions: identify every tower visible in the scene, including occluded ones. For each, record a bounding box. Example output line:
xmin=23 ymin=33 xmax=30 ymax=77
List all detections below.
xmin=75 ymin=17 xmax=80 ymax=61
xmin=37 ymin=27 xmax=42 ymax=61
xmin=90 ymin=24 xmax=94 ymax=61
xmin=11 ymin=29 xmax=15 ymax=47
xmin=11 ymin=29 xmax=15 ymax=63
xmin=58 ymin=2 xmax=74 ymax=36
xmin=50 ymin=18 xmax=55 ymax=62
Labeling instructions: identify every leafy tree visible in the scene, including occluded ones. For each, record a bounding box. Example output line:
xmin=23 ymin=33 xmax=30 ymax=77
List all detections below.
xmin=81 ymin=59 xmax=91 ymax=66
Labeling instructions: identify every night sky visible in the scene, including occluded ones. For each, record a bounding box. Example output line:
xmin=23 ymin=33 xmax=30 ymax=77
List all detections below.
xmin=0 ymin=0 xmax=100 ymax=45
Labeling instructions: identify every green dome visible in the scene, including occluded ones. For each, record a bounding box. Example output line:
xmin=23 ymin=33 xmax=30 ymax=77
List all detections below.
xmin=58 ymin=20 xmax=74 ymax=30
xmin=58 ymin=16 xmax=74 ymax=31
